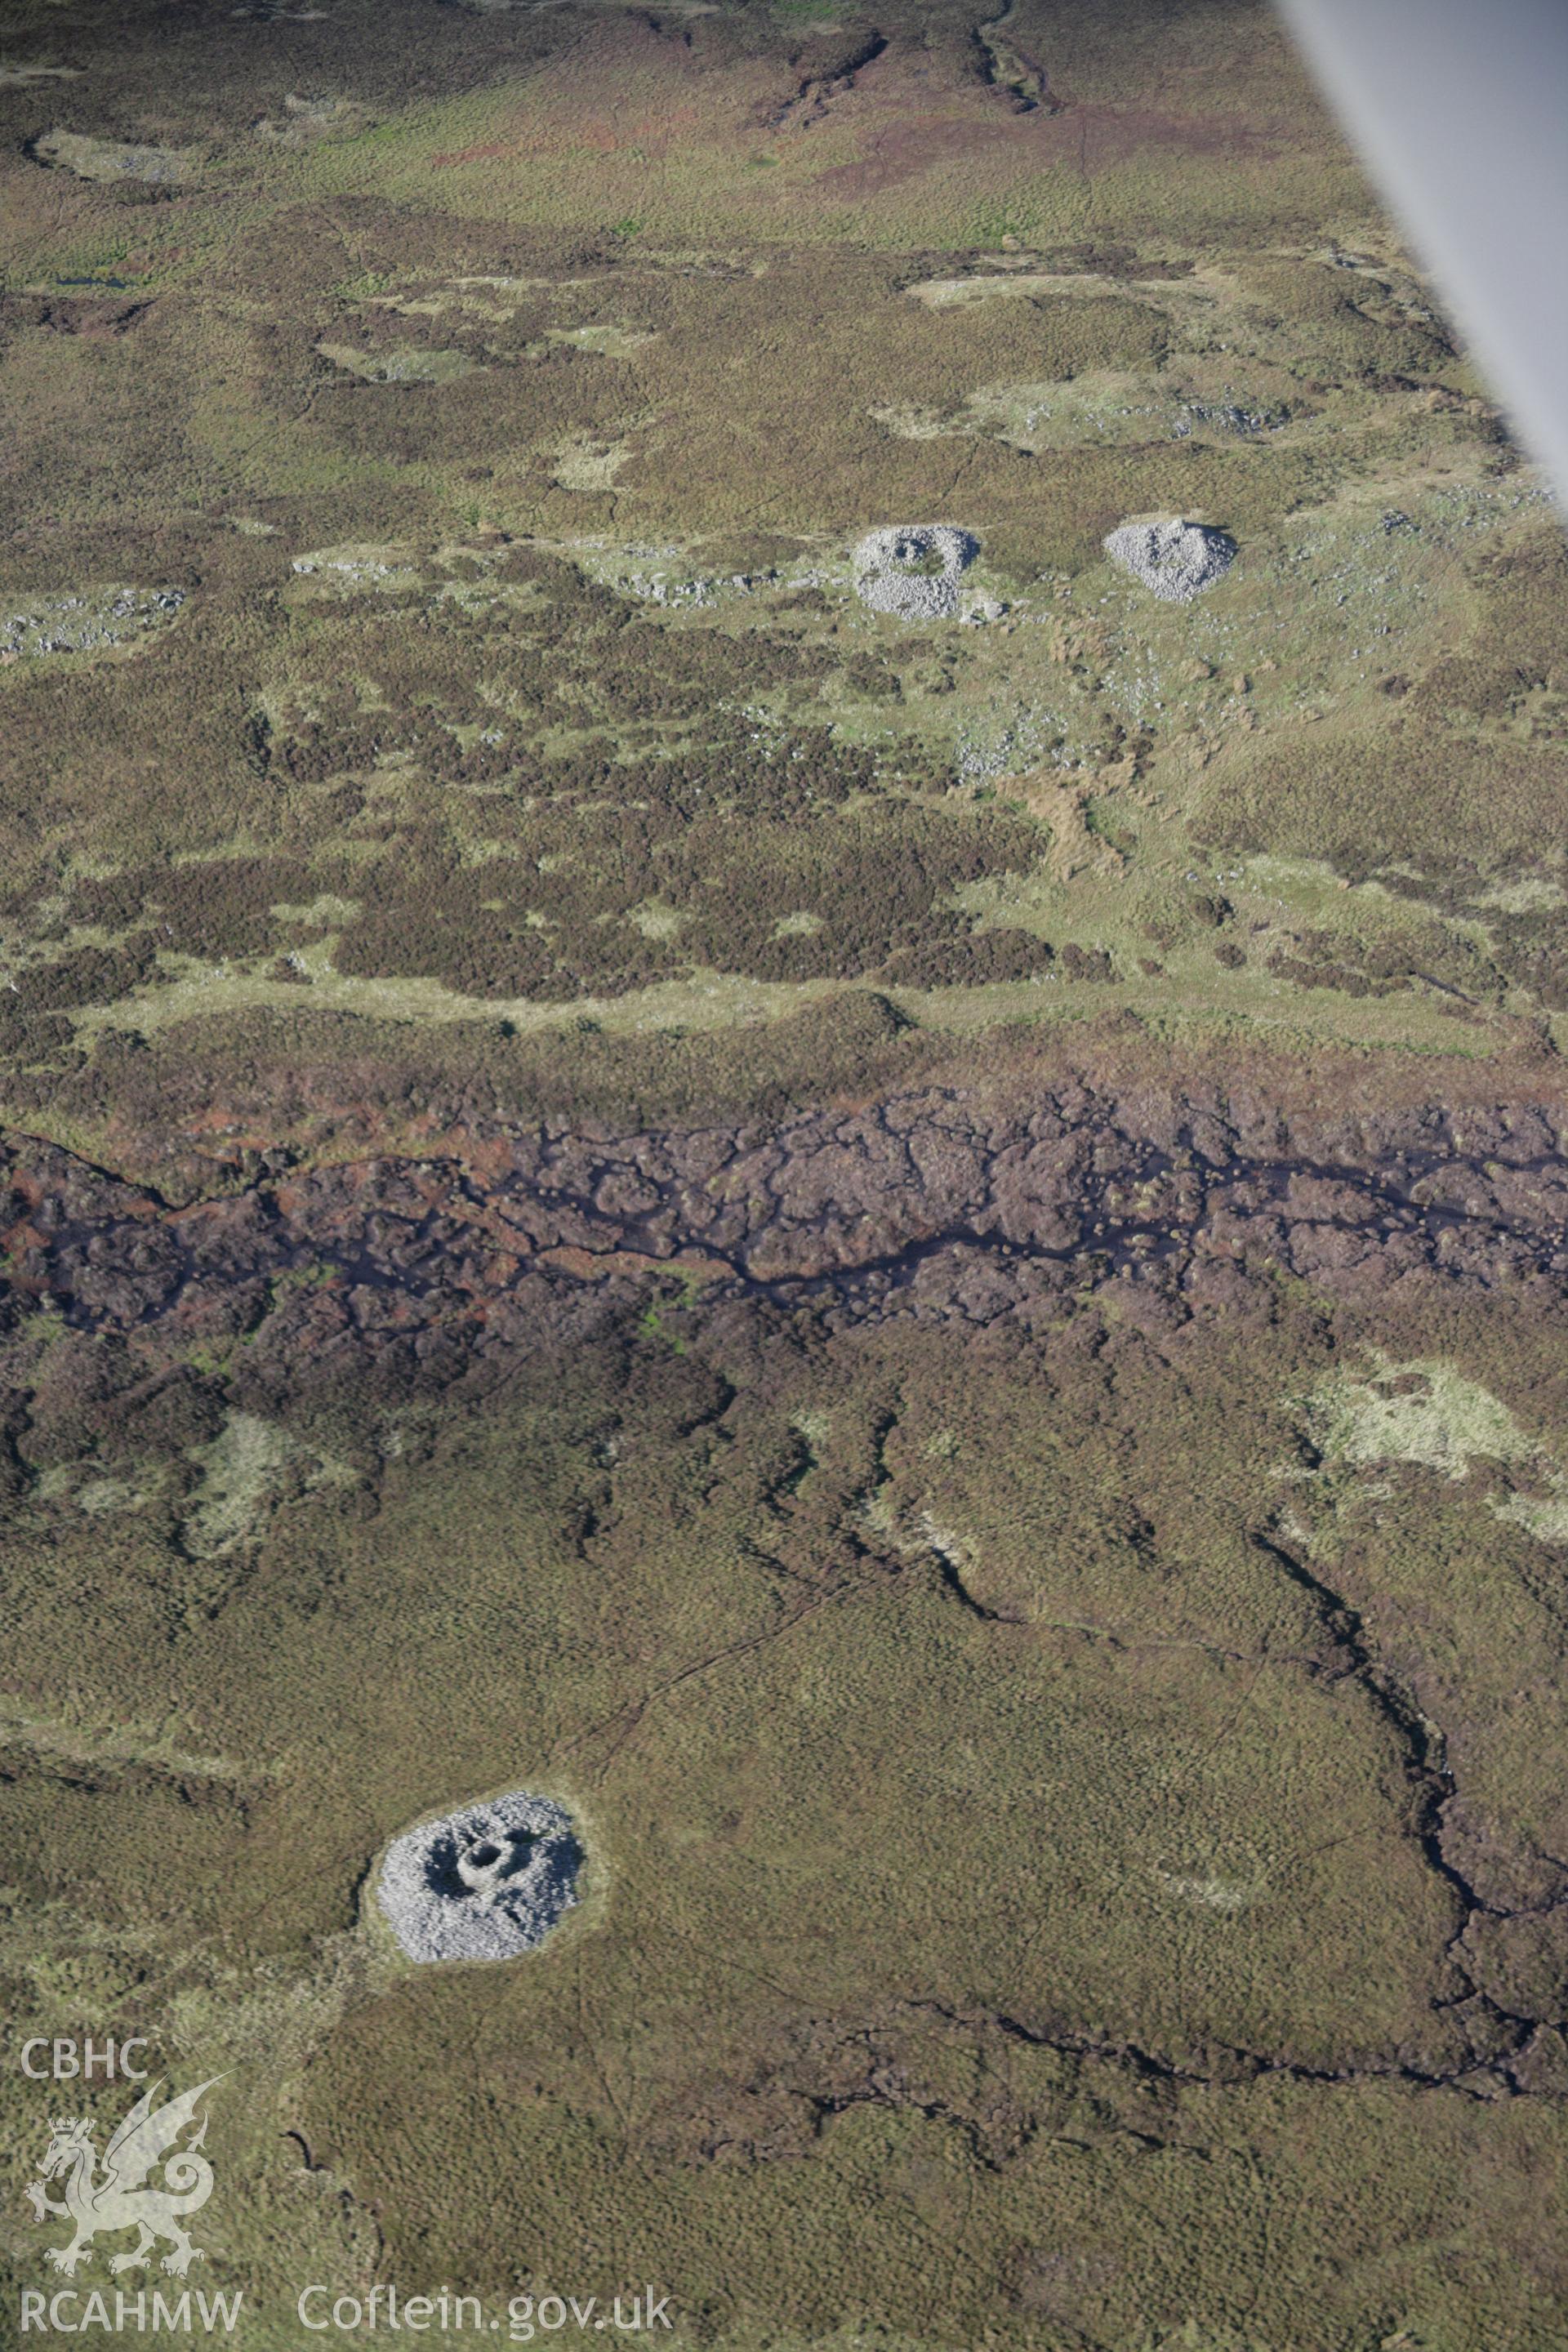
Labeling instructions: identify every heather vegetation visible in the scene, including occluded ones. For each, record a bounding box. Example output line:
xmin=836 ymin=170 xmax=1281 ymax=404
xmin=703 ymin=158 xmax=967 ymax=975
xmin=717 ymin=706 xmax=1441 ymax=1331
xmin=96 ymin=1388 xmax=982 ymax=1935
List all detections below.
xmin=0 ymin=0 xmax=1562 ymax=1119
xmin=2 ymin=2 xmax=1566 ymax=2346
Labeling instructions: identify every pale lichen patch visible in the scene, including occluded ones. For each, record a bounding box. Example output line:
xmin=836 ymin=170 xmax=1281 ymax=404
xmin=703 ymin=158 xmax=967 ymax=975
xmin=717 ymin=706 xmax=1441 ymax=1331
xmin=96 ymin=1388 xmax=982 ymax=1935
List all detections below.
xmin=0 ymin=64 xmax=82 ymax=89
xmin=182 ymin=1410 xmax=354 ymax=1558
xmin=550 ymin=432 xmax=635 ymax=491
xmin=253 ymin=91 xmax=371 ymax=144
xmin=1296 ymin=1354 xmax=1568 ymax=1549
xmin=543 ymin=323 xmax=657 ymax=358
xmin=32 ymin=127 xmax=195 ymax=183
xmin=1156 ymin=1870 xmax=1252 ymax=1912
xmin=1492 ymin=1489 xmax=1568 ymax=1545
xmin=1303 ymin=1356 xmax=1540 ymax=1482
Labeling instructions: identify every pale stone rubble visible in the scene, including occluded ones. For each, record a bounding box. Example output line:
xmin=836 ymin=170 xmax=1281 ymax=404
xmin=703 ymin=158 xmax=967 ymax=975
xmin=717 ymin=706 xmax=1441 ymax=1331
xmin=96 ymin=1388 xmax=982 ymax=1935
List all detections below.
xmin=1103 ymin=517 xmax=1236 ymax=602
xmin=853 ymin=524 xmax=977 ymax=619
xmin=377 ymin=1790 xmax=581 ymax=1962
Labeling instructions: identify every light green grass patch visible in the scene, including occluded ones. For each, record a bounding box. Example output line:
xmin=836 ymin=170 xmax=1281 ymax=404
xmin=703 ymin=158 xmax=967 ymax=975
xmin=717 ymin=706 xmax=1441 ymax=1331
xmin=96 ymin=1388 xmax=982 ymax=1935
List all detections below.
xmin=0 ymin=65 xmax=82 ymax=89
xmin=314 ymin=342 xmax=478 ymax=385
xmin=544 ymin=323 xmax=658 ymax=358
xmin=270 ymin=893 xmax=365 ymax=927
xmin=32 ymin=127 xmax=195 ymax=184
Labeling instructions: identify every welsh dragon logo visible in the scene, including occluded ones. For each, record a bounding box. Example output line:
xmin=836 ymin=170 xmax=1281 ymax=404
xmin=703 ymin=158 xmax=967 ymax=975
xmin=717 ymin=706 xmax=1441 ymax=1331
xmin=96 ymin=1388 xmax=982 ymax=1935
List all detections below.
xmin=24 ymin=2077 xmax=225 ymax=2278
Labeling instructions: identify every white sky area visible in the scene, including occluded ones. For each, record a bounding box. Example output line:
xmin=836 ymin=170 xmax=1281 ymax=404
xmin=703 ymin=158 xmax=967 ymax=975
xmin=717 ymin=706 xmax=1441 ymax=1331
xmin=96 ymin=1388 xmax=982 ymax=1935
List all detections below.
xmin=1278 ymin=0 xmax=1568 ymax=502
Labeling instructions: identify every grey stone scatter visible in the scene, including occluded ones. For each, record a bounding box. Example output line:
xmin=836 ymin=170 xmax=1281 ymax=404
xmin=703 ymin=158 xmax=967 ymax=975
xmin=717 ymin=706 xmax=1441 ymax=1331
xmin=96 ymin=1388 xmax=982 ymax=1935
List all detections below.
xmin=377 ymin=1790 xmax=582 ymax=1962
xmin=853 ymin=524 xmax=977 ymax=619
xmin=1103 ymin=518 xmax=1236 ymax=603
xmin=0 ymin=585 xmax=185 ymax=659
xmin=1170 ymin=399 xmax=1281 ymax=440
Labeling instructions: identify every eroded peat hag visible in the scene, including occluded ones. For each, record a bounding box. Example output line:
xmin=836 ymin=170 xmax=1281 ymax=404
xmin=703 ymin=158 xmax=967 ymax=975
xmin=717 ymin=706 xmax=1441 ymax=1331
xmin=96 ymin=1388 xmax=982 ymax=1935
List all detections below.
xmin=4 ymin=1082 xmax=1566 ymax=1370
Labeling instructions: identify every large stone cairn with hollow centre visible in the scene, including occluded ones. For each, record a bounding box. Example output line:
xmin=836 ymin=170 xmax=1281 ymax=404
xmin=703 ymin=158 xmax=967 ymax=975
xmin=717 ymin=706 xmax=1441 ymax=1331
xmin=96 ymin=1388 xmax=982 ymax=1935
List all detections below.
xmin=1103 ymin=516 xmax=1236 ymax=602
xmin=377 ymin=1790 xmax=581 ymax=1962
xmin=853 ymin=524 xmax=978 ymax=619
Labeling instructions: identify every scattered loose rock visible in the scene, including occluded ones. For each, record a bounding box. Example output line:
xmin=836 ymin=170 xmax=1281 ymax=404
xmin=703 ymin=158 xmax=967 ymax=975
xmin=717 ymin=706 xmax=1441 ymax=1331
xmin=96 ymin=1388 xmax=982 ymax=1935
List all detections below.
xmin=853 ymin=524 xmax=977 ymax=620
xmin=377 ymin=1791 xmax=582 ymax=1962
xmin=1104 ymin=516 xmax=1236 ymax=603
xmin=1 ymin=585 xmax=184 ymax=660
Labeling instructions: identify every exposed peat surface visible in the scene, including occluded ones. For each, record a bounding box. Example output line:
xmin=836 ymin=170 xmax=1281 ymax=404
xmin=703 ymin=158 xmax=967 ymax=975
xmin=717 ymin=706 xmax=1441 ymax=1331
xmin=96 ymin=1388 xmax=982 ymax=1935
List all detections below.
xmin=6 ymin=1086 xmax=1566 ymax=1352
